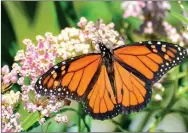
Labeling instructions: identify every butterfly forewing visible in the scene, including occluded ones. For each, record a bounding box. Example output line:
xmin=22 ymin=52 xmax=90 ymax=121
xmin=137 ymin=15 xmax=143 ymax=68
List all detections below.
xmin=35 ymin=54 xmax=102 ymax=101
xmin=114 ymin=41 xmax=188 ymax=83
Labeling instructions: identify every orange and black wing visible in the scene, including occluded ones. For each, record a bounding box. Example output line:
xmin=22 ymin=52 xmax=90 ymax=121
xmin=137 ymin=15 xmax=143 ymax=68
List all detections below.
xmin=114 ymin=41 xmax=187 ymax=83
xmin=35 ymin=53 xmax=102 ymax=101
xmin=113 ymin=41 xmax=187 ymax=113
xmin=113 ymin=61 xmax=152 ymax=114
xmin=85 ymin=64 xmax=119 ymax=120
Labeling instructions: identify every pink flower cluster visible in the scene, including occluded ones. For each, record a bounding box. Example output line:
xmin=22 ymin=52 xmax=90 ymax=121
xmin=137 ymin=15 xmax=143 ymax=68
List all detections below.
xmin=121 ymin=1 xmax=170 ymax=19
xmin=2 ymin=106 xmax=22 ymax=132
xmin=54 ymin=114 xmax=68 ymax=123
xmin=121 ymin=1 xmax=171 ymax=36
xmin=1 ymin=65 xmax=18 ymax=86
xmin=121 ymin=1 xmax=188 ymax=48
xmin=2 ymin=91 xmax=22 ymax=132
xmin=121 ymin=1 xmax=145 ymax=18
xmin=163 ymin=21 xmax=188 ymax=47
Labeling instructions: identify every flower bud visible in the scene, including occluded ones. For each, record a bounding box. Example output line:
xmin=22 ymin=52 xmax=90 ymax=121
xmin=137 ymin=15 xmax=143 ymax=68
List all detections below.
xmin=2 ymin=65 xmax=10 ymax=75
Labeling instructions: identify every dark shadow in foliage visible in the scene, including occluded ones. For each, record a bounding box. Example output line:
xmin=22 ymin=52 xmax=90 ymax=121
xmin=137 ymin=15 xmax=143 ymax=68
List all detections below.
xmin=55 ymin=1 xmax=79 ymax=29
xmin=23 ymin=1 xmax=38 ymax=23
xmin=1 ymin=2 xmax=17 ymax=66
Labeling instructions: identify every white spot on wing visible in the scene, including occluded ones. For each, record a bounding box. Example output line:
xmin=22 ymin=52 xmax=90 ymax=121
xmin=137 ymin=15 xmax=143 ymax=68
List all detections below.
xmin=157 ymin=42 xmax=161 ymax=44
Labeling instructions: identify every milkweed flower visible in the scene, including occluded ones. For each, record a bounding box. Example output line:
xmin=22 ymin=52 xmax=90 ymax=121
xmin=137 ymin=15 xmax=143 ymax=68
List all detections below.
xmin=1 ymin=65 xmax=10 ymax=75
xmin=121 ymin=1 xmax=188 ymax=48
xmin=122 ymin=1 xmax=171 ymax=36
xmin=153 ymin=81 xmax=165 ymax=102
xmin=1 ymin=65 xmax=18 ymax=92
xmin=39 ymin=118 xmax=46 ymax=125
xmin=163 ymin=21 xmax=188 ymax=47
xmin=154 ymin=94 xmax=163 ymax=101
xmin=121 ymin=1 xmax=145 ymax=19
xmin=153 ymin=83 xmax=164 ymax=92
xmin=2 ymin=91 xmax=22 ymax=132
xmin=2 ymin=90 xmax=20 ymax=106
xmin=54 ymin=114 xmax=68 ymax=123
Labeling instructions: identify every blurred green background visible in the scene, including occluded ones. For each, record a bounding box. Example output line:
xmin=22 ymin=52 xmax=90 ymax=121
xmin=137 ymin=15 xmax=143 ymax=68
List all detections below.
xmin=2 ymin=1 xmax=188 ymax=132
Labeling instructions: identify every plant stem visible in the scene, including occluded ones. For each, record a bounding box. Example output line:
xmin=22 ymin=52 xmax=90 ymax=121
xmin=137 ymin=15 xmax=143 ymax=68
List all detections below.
xmin=45 ymin=122 xmax=52 ymax=132
xmin=78 ymin=103 xmax=82 ymax=132
xmin=111 ymin=119 xmax=128 ymax=132
xmin=138 ymin=111 xmax=154 ymax=131
xmin=41 ymin=125 xmax=44 ymax=132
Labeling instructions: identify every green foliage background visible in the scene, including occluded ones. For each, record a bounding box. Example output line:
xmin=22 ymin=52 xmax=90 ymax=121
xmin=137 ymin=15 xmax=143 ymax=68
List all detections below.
xmin=1 ymin=1 xmax=188 ymax=132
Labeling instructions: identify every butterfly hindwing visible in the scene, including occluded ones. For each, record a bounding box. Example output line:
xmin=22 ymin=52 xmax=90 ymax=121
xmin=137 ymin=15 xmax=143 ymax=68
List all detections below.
xmin=85 ymin=65 xmax=120 ymax=120
xmin=113 ymin=61 xmax=152 ymax=114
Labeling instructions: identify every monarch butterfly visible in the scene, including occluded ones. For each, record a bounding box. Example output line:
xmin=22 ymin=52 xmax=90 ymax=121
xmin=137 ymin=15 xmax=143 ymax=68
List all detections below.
xmin=35 ymin=41 xmax=187 ymax=120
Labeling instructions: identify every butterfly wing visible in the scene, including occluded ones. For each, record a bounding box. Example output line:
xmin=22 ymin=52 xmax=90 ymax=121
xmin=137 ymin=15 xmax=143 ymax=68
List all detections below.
xmin=114 ymin=41 xmax=187 ymax=83
xmin=113 ymin=41 xmax=187 ymax=114
xmin=35 ymin=53 xmax=102 ymax=101
xmin=85 ymin=64 xmax=119 ymax=120
xmin=113 ymin=61 xmax=152 ymax=114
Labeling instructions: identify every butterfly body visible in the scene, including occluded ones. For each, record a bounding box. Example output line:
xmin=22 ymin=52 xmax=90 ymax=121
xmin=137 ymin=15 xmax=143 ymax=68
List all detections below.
xmin=35 ymin=41 xmax=187 ymax=120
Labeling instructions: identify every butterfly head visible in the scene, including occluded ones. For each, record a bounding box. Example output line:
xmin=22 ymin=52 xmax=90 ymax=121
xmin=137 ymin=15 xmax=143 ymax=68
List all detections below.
xmin=98 ymin=43 xmax=112 ymax=56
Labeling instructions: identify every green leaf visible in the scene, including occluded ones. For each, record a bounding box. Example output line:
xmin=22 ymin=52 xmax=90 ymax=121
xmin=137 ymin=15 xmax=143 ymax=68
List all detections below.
xmin=55 ymin=57 xmax=63 ymax=64
xmin=33 ymin=1 xmax=60 ymax=36
xmin=156 ymin=113 xmax=187 ymax=132
xmin=172 ymin=96 xmax=188 ymax=112
xmin=59 ymin=2 xmax=78 ymax=27
xmin=181 ymin=59 xmax=188 ymax=86
xmin=142 ymin=110 xmax=161 ymax=132
xmin=129 ymin=112 xmax=149 ymax=132
xmin=170 ymin=11 xmax=188 ymax=25
xmin=73 ymin=2 xmax=112 ymax=23
xmin=24 ymin=76 xmax=31 ymax=85
xmin=85 ymin=115 xmax=92 ymax=129
xmin=3 ymin=1 xmax=31 ymax=49
xmin=106 ymin=2 xmax=123 ymax=16
xmin=90 ymin=119 xmax=116 ymax=132
xmin=21 ymin=111 xmax=40 ymax=131
xmin=4 ymin=1 xmax=60 ymax=49
xmin=17 ymin=101 xmax=40 ymax=131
